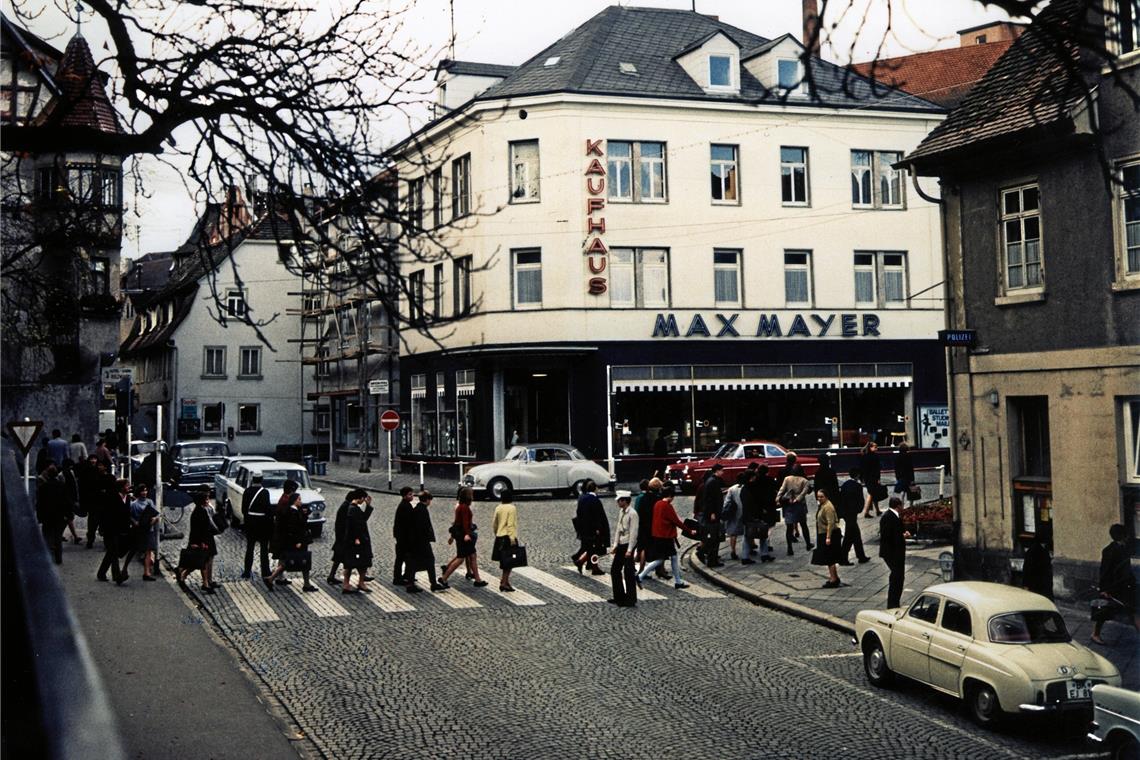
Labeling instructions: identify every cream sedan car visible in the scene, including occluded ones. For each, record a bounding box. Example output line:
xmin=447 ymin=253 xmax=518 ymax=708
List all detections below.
xmin=854 ymin=582 xmax=1121 ymax=727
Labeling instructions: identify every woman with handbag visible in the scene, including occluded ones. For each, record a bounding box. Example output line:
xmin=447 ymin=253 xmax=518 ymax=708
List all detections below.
xmin=491 ymin=489 xmax=519 ymax=592
xmin=810 ymin=489 xmax=843 ymax=588
xmin=341 ymin=491 xmax=374 ymax=594
xmin=439 ymin=487 xmax=487 ymax=588
xmin=892 ymin=443 xmax=918 ymax=503
xmin=178 ymin=491 xmax=220 ymax=593
xmin=265 ymin=491 xmax=318 ymax=592
xmin=776 ymin=470 xmax=813 ymax=556
xmin=860 ymin=442 xmax=884 ymax=517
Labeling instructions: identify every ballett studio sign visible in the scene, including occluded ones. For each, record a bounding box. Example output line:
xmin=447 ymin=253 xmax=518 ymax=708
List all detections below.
xmin=584 ymin=139 xmax=607 ymax=295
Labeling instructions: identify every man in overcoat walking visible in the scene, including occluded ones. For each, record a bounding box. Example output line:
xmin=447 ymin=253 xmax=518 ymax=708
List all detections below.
xmin=879 ymin=496 xmax=908 ymax=608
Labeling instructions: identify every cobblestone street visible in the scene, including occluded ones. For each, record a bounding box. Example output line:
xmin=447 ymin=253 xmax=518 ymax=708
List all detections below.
xmin=160 ymin=486 xmax=1107 ymax=759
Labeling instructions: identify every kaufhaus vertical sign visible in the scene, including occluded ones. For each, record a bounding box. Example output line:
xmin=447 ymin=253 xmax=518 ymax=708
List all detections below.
xmin=584 ymin=139 xmax=607 ymax=295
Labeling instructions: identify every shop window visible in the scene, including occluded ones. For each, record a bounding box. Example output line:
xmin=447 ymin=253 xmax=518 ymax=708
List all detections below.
xmin=713 ymin=249 xmax=741 ymax=306
xmin=203 ymin=346 xmax=226 ymax=378
xmin=609 ymin=248 xmax=669 ymax=308
xmin=1000 ymin=183 xmax=1043 ymax=292
xmin=226 ymin=289 xmax=247 ymax=318
xmin=432 ymin=263 xmax=445 ymax=320
xmin=346 ymin=401 xmax=362 ymax=432
xmin=1115 ymin=159 xmax=1139 ymax=285
xmin=607 ymin=141 xmax=666 ymax=203
xmin=509 ymin=140 xmax=540 ymax=202
xmin=854 ymin=251 xmax=908 ymax=307
xmin=456 ymin=369 xmax=475 ymax=458
xmin=239 ymin=347 xmax=261 ymax=378
xmin=780 ymin=146 xmax=809 ymax=205
xmin=512 ymin=248 xmax=542 ymax=308
xmin=453 ymin=256 xmax=472 ymax=315
xmin=202 ymin=403 xmax=224 ymax=434
xmin=1010 ymin=396 xmax=1052 ymax=548
xmin=238 ymin=403 xmax=260 ymax=433
xmin=710 ymin=144 xmax=739 ymax=203
xmin=784 ymin=251 xmax=812 ymax=306
xmin=410 ymin=374 xmax=427 ymax=453
xmin=851 ymin=150 xmax=904 ymax=209
xmin=407 ymin=176 xmax=424 ymax=231
xmin=451 ymin=154 xmax=471 ymax=219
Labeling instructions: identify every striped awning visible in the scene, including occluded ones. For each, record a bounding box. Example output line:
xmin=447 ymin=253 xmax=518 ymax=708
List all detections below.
xmin=613 ymin=376 xmax=911 ymax=392
xmin=410 ymin=387 xmax=427 ymax=399
xmin=456 ymin=383 xmax=476 ymax=396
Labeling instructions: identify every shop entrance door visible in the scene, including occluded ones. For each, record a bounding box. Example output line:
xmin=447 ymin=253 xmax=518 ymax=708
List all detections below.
xmin=504 ymin=370 xmax=568 ymax=445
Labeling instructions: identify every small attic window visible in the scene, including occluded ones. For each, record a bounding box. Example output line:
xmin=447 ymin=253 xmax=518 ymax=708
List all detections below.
xmin=709 ymin=55 xmax=732 ymax=87
xmin=544 ymin=56 xmax=561 ymax=67
xmin=778 ymin=58 xmax=803 ymax=90
xmin=619 ymin=62 xmax=638 ymax=75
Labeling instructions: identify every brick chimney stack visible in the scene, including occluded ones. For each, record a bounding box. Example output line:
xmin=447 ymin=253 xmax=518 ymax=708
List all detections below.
xmin=802 ymin=0 xmax=821 ymax=57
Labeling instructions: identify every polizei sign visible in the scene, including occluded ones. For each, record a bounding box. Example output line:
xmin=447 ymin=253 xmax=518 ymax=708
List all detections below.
xmin=651 ymin=312 xmax=882 ymax=338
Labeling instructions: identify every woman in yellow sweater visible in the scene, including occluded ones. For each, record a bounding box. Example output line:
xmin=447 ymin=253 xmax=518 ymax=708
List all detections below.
xmin=491 ymin=490 xmax=519 ymax=592
xmin=811 ymin=488 xmax=843 ymax=589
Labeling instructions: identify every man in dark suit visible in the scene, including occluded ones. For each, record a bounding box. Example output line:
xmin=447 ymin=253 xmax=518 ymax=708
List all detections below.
xmin=241 ymin=473 xmax=272 ymax=579
xmin=879 ymin=495 xmax=909 ymax=608
xmin=839 ymin=468 xmax=871 ymax=565
xmin=391 ymin=486 xmax=415 ymax=585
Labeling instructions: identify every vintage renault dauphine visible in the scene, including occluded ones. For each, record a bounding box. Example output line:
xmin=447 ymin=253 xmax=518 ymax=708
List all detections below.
xmin=854 ymin=581 xmax=1121 ymax=727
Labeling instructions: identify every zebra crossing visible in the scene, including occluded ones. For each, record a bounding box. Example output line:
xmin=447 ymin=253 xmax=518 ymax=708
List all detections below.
xmin=200 ymin=564 xmax=725 ymax=625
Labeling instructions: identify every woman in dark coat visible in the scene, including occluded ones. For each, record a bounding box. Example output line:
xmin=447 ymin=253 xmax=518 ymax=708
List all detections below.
xmin=572 ymin=479 xmax=610 ymax=575
xmin=859 ymin=442 xmax=884 ymax=517
xmin=892 ymin=443 xmax=917 ymax=502
xmin=178 ymin=491 xmax=219 ymax=593
xmin=812 ymin=456 xmax=840 ymax=507
xmin=407 ymin=491 xmax=445 ymax=592
xmin=265 ymin=492 xmax=317 ymax=592
xmin=341 ymin=491 xmax=374 ymax=594
xmin=326 ymin=493 xmax=354 ymax=585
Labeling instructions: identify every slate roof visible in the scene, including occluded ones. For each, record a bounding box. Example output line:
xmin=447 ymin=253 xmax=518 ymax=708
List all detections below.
xmin=33 ymin=33 xmax=123 ymax=135
xmin=906 ymin=0 xmax=1087 ymax=168
xmin=437 ymin=60 xmax=516 ymax=78
xmin=849 ymin=40 xmax=1014 ymax=109
xmin=474 ymin=6 xmax=941 ymax=112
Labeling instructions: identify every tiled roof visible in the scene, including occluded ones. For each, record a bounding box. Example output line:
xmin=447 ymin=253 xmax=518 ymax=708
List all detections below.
xmin=907 ymin=0 xmax=1086 ymax=167
xmin=34 ymin=34 xmax=123 ymax=135
xmin=437 ymin=60 xmax=516 ymax=78
xmin=475 ymin=6 xmax=940 ymax=113
xmin=849 ymin=40 xmax=1014 ymax=109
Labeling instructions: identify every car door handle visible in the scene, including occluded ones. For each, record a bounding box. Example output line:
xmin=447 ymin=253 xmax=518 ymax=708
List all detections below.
xmin=955 ymin=644 xmax=967 ymax=651
xmin=921 ymin=632 xmax=931 ymax=639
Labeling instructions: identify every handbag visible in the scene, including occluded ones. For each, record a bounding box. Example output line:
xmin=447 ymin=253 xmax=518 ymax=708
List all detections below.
xmin=179 ymin=546 xmax=208 ymax=570
xmin=283 ymin=549 xmax=311 ymax=572
xmin=491 ymin=535 xmax=510 ymax=562
xmin=907 ymin=484 xmax=922 ymax=500
xmin=503 ymin=544 xmax=528 ymax=569
xmin=870 ymin=483 xmax=889 ymax=502
xmin=745 ymin=520 xmax=769 ymax=540
xmin=211 ymin=507 xmax=228 ymax=535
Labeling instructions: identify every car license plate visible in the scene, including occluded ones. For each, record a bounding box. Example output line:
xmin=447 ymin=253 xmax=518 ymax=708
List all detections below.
xmin=1066 ymin=680 xmax=1090 ymax=700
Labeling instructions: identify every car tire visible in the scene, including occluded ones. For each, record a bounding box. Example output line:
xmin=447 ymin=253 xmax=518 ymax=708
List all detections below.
xmin=967 ymin=682 xmax=1002 ymax=728
xmin=309 ymin=524 xmax=323 ymax=539
xmin=570 ymin=480 xmax=588 ymax=498
xmin=1111 ymin=734 xmax=1140 ymax=760
xmin=488 ymin=478 xmax=512 ymax=501
xmin=862 ymin=636 xmax=894 ymax=688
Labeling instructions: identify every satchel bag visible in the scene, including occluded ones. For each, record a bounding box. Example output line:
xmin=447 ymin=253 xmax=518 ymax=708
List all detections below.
xmin=907 ymin=484 xmax=922 ymax=500
xmin=502 ymin=543 xmax=528 ymax=569
xmin=283 ymin=549 xmax=312 ymax=572
xmin=744 ymin=520 xmax=769 ymax=541
xmin=179 ymin=546 xmax=209 ymax=571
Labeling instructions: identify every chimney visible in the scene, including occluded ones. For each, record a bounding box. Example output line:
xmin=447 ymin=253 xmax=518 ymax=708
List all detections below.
xmin=802 ymin=0 xmax=821 ymax=57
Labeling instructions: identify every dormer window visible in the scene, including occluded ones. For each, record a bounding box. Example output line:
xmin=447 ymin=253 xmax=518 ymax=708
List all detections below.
xmin=778 ymin=58 xmax=803 ymax=91
xmin=709 ymin=55 xmax=732 ymax=88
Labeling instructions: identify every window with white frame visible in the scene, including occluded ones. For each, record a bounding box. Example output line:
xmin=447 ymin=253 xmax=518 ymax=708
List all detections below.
xmin=509 ymin=140 xmax=540 ymax=202
xmin=607 ymin=141 xmax=666 ymax=202
xmin=431 ymin=168 xmax=444 ymax=227
xmin=226 ymin=289 xmax=247 ymax=318
xmin=451 ymin=154 xmax=471 ymax=218
xmin=407 ymin=177 xmax=424 ymax=230
xmin=238 ymin=403 xmax=260 ymax=433
xmin=1001 ymin=184 xmax=1043 ymax=291
xmin=454 ymin=255 xmax=472 ymax=315
xmin=512 ymin=248 xmax=542 ymax=307
xmin=851 ymin=150 xmax=904 ymax=208
xmin=854 ymin=251 xmax=908 ymax=307
xmin=202 ymin=403 xmax=224 ymax=433
xmin=713 ymin=249 xmax=741 ymax=306
xmin=708 ymin=54 xmax=733 ymax=89
xmin=1124 ymin=398 xmax=1140 ymax=484
xmin=784 ymin=250 xmax=812 ymax=305
xmin=410 ymin=373 xmax=426 ymax=454
xmin=710 ymin=144 xmax=739 ymax=203
xmin=1106 ymin=0 xmax=1140 ymax=56
xmin=239 ymin=346 xmax=262 ymax=377
xmin=1116 ymin=160 xmax=1139 ymax=279
xmin=780 ymin=147 xmax=809 ymax=205
xmin=456 ymin=368 xmax=475 ymax=457
xmin=409 ymin=270 xmax=425 ymax=324
xmin=608 ymin=248 xmax=670 ymax=308
xmin=432 ymin=263 xmax=445 ymax=320
xmin=314 ymin=405 xmax=330 ymax=433
xmin=203 ymin=346 xmax=226 ymax=378
xmin=777 ymin=58 xmax=802 ymax=90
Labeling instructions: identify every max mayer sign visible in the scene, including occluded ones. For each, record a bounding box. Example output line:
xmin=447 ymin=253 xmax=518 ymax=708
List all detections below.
xmin=651 ymin=312 xmax=882 ymax=338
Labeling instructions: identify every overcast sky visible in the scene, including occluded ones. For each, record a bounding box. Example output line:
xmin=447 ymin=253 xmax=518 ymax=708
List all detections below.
xmin=8 ymin=0 xmax=1017 ymax=257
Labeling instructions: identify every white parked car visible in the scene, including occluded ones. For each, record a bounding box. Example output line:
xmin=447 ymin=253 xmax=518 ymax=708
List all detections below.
xmin=854 ymin=581 xmax=1121 ymax=727
xmin=461 ymin=443 xmax=615 ymax=500
xmin=227 ymin=462 xmax=327 ymax=537
xmin=1089 ymin=684 xmax=1140 ymax=760
xmin=215 ymin=455 xmax=276 ymax=518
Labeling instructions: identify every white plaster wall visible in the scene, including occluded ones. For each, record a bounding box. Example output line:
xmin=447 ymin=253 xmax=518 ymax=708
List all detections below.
xmin=396 ymin=96 xmax=945 ymax=355
xmin=171 ymin=239 xmax=310 ymax=454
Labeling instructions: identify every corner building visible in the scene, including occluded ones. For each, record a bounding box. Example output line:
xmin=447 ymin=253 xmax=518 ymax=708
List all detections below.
xmin=391 ymin=6 xmax=948 ymax=469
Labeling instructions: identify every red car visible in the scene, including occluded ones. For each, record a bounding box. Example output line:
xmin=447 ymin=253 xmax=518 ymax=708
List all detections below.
xmin=666 ymin=441 xmax=819 ymax=492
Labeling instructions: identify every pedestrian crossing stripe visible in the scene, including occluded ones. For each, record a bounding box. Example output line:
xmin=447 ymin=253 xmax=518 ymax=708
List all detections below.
xmin=224 ymin=581 xmax=280 ymax=623
xmin=427 ymin=584 xmax=482 ymax=610
xmin=511 ymin=567 xmax=606 ymax=603
xmin=475 ymin=570 xmax=546 ymax=606
xmin=571 ymin=567 xmax=668 ymax=601
xmin=288 ymin=583 xmax=350 ymax=617
xmin=358 ymin=584 xmax=416 ymax=613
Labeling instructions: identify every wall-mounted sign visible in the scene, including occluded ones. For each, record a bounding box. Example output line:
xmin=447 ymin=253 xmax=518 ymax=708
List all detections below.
xmin=918 ymin=404 xmax=950 ymax=448
xmin=938 ymin=329 xmax=977 ymax=347
xmin=650 ymin=312 xmax=881 ymax=338
xmin=181 ymin=398 xmax=198 ymax=419
xmin=585 ymin=139 xmax=608 ymax=296
xmin=368 ymin=379 xmax=390 ymax=396
xmin=101 ymin=367 xmax=133 ymax=383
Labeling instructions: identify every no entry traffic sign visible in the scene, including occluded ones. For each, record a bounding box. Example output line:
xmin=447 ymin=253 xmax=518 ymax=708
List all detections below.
xmin=379 ymin=409 xmax=400 ymax=432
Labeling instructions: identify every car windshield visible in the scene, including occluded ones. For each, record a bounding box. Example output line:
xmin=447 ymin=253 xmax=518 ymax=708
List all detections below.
xmin=711 ymin=444 xmax=741 ymax=459
xmin=257 ymin=469 xmax=311 ymax=489
xmin=177 ymin=443 xmax=229 ymax=459
xmin=987 ymin=611 xmax=1071 ymax=644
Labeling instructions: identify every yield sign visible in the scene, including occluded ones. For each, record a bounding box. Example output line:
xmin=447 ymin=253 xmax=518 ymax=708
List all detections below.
xmin=7 ymin=420 xmax=43 ymax=457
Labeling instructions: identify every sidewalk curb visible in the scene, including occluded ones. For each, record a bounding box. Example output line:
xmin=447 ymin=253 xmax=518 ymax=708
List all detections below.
xmin=687 ymin=548 xmax=855 ymax=636
xmin=313 ymin=476 xmax=391 ymax=494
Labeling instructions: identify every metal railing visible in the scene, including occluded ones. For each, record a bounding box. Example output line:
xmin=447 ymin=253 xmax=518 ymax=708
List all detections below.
xmin=1 ymin=440 xmax=125 ymax=759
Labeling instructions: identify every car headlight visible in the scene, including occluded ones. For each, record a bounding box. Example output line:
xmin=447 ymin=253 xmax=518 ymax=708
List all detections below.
xmin=309 ymin=501 xmax=326 ymax=513
xmin=463 ymin=475 xmax=474 ymax=486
